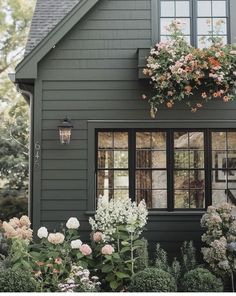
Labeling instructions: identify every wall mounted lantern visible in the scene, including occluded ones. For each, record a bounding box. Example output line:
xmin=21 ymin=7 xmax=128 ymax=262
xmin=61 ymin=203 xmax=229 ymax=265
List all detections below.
xmin=58 ymin=117 xmax=73 ymax=145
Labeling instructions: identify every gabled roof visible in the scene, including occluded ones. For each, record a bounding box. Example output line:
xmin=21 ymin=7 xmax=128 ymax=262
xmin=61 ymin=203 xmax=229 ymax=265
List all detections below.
xmin=15 ymin=0 xmax=100 ymax=80
xmin=25 ymin=0 xmax=80 ymax=56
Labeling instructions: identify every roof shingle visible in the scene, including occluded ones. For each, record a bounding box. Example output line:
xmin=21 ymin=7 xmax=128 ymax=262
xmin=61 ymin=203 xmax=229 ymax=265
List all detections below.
xmin=25 ymin=0 xmax=80 ymax=56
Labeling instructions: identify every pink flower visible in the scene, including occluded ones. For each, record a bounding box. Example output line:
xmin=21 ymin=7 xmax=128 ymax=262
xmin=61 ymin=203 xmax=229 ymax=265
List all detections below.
xmin=101 ymin=244 xmax=115 ymax=255
xmin=93 ymin=231 xmax=104 ymax=242
xmin=55 ymin=257 xmax=62 ymax=265
xmin=79 ymin=244 xmax=92 ymax=256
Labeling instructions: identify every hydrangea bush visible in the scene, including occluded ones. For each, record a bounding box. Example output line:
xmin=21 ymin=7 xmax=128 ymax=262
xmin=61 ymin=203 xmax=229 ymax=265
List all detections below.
xmin=89 ymin=197 xmax=148 ymax=291
xmin=143 ymin=20 xmax=236 ymax=118
xmin=1 ymin=216 xmax=94 ymax=292
xmin=201 ymin=203 xmax=236 ymax=291
xmin=0 ymin=198 xmax=148 ymax=292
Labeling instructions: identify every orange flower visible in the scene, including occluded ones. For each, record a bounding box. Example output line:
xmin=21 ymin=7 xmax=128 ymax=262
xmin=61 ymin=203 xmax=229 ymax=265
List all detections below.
xmin=213 ymin=92 xmax=218 ymax=98
xmin=191 ymin=107 xmax=197 ymax=113
xmin=196 ymin=103 xmax=203 ymax=108
xmin=208 ymin=57 xmax=221 ymax=68
xmin=53 ymin=269 xmax=59 ymax=274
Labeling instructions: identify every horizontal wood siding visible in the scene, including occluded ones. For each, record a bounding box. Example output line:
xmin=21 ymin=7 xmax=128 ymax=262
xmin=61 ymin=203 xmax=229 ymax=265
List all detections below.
xmin=36 ymin=0 xmax=235 ymax=255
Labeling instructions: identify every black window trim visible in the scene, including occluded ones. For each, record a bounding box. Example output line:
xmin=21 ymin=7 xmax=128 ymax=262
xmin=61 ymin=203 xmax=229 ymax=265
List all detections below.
xmin=95 ymin=128 xmax=236 ymax=211
xmin=95 ymin=128 xmax=214 ymax=212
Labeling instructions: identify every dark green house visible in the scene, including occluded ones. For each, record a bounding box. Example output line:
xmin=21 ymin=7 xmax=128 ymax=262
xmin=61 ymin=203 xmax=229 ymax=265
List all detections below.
xmin=13 ymin=0 xmax=236 ymax=255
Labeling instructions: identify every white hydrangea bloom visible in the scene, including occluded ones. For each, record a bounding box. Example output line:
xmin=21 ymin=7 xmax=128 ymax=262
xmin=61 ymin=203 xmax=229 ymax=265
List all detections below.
xmin=66 ymin=217 xmax=80 ymax=229
xmin=37 ymin=227 xmax=48 ymax=239
xmin=89 ymin=197 xmax=148 ymax=241
xmin=71 ymin=239 xmax=82 ymax=249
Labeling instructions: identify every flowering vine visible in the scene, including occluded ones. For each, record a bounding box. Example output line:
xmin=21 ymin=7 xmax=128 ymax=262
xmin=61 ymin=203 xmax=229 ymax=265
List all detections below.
xmin=143 ymin=20 xmax=236 ymax=118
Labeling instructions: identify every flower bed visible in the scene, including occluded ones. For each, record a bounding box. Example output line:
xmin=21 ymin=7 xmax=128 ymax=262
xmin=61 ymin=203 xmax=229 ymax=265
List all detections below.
xmin=143 ymin=20 xmax=236 ymax=118
xmin=0 ymin=199 xmax=235 ymax=292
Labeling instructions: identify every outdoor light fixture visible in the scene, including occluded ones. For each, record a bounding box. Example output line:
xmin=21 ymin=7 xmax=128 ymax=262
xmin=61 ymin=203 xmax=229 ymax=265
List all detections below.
xmin=58 ymin=117 xmax=73 ymax=145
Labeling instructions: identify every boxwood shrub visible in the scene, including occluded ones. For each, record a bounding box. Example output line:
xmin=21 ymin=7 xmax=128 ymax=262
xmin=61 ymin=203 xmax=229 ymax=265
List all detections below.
xmin=182 ymin=267 xmax=224 ymax=292
xmin=128 ymin=268 xmax=177 ymax=292
xmin=0 ymin=268 xmax=38 ymax=292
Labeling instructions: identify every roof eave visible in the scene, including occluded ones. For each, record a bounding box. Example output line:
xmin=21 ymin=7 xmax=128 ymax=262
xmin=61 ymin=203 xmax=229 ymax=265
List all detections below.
xmin=15 ymin=0 xmax=100 ymax=80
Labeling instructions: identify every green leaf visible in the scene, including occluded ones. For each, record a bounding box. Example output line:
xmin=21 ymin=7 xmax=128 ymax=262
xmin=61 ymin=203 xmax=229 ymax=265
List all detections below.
xmin=132 ymin=245 xmax=141 ymax=251
xmin=102 ymin=264 xmax=113 ymax=273
xmin=76 ymin=252 xmax=84 ymax=259
xmin=121 ymin=241 xmax=130 ymax=246
xmin=120 ymin=246 xmax=130 ymax=253
xmin=22 ymin=260 xmax=31 ymax=269
xmin=112 ymin=253 xmax=120 ymax=260
xmin=133 ymin=239 xmax=144 ymax=246
xmin=110 ymin=280 xmax=119 ymax=291
xmin=115 ymin=271 xmax=130 ymax=279
xmin=106 ymin=274 xmax=115 ymax=282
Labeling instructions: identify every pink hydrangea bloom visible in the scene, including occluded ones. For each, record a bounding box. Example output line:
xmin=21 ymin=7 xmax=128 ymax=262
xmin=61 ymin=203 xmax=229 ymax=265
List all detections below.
xmin=93 ymin=231 xmax=104 ymax=242
xmin=79 ymin=244 xmax=92 ymax=256
xmin=101 ymin=244 xmax=114 ymax=255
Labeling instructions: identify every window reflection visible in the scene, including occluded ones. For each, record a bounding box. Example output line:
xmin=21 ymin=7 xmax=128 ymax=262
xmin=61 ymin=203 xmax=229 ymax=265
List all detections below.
xmin=174 ymin=131 xmax=205 ymax=209
xmin=211 ymin=132 xmax=236 ymax=206
xmin=160 ymin=0 xmax=191 ymax=43
xmin=197 ymin=0 xmax=227 ymax=47
xmin=97 ymin=132 xmax=129 ymax=201
xmin=136 ymin=132 xmax=167 ymax=209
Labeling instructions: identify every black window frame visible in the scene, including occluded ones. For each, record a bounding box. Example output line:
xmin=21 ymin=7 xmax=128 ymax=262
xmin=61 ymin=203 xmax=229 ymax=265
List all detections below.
xmin=157 ymin=0 xmax=231 ymax=47
xmin=95 ymin=128 xmax=236 ymax=211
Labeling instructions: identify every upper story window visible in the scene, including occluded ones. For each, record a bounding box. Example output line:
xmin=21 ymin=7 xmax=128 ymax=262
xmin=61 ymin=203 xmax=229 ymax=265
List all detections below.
xmin=159 ymin=0 xmax=229 ymax=47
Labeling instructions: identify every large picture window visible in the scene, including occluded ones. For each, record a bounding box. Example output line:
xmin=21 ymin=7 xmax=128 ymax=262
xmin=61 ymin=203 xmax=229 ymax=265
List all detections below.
xmin=96 ymin=129 xmax=236 ymax=210
xmin=159 ymin=0 xmax=229 ymax=47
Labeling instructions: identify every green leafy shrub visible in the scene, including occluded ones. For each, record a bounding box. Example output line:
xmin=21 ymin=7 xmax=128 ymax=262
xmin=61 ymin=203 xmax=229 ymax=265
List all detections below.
xmin=155 ymin=243 xmax=181 ymax=285
xmin=155 ymin=243 xmax=169 ymax=271
xmin=128 ymin=268 xmax=177 ymax=292
xmin=0 ymin=196 xmax=27 ymax=221
xmin=134 ymin=238 xmax=149 ymax=271
xmin=0 ymin=268 xmax=38 ymax=292
xmin=181 ymin=241 xmax=197 ymax=274
xmin=182 ymin=267 xmax=224 ymax=292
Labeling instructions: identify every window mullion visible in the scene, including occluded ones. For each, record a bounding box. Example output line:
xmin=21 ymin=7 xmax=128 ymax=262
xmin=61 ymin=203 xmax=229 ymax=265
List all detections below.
xmin=192 ymin=0 xmax=197 ymax=46
xmin=129 ymin=129 xmax=136 ymax=202
xmin=205 ymin=129 xmax=212 ymax=208
xmin=167 ymin=130 xmax=174 ymax=211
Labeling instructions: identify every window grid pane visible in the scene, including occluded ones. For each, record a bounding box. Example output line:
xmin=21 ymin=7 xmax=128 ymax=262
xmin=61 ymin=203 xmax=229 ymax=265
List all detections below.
xmin=136 ymin=131 xmax=167 ymax=209
xmin=211 ymin=132 xmax=236 ymax=206
xmin=97 ymin=131 xmax=129 ymax=201
xmin=160 ymin=0 xmax=191 ymax=43
xmin=196 ymin=0 xmax=228 ymax=47
xmin=174 ymin=131 xmax=205 ymax=209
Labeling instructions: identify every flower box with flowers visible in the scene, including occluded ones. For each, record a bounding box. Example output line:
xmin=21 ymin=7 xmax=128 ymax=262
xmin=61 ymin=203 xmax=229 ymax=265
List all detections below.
xmin=141 ymin=20 xmax=236 ymax=118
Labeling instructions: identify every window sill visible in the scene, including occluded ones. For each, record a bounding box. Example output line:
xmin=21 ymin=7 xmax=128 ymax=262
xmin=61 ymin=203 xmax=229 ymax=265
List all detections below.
xmin=86 ymin=210 xmax=205 ymax=216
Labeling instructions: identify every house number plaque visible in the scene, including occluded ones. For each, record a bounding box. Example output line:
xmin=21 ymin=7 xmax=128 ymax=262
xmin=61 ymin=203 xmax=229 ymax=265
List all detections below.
xmin=34 ymin=141 xmax=41 ymax=168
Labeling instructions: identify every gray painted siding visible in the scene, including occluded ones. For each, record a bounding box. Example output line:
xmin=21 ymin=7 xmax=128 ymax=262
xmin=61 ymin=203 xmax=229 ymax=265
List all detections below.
xmin=35 ymin=0 xmax=236 ymax=253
